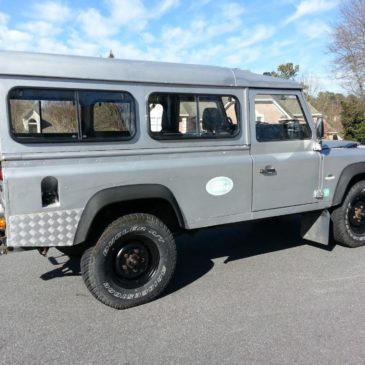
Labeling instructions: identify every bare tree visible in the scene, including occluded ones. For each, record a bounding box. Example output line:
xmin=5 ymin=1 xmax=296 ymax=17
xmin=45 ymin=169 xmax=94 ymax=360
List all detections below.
xmin=42 ymin=101 xmax=77 ymax=133
xmin=299 ymin=72 xmax=322 ymax=97
xmin=328 ymin=0 xmax=365 ymax=95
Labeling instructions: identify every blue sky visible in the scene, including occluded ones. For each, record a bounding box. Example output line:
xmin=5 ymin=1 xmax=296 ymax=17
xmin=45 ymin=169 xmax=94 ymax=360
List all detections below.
xmin=0 ymin=0 xmax=342 ymax=92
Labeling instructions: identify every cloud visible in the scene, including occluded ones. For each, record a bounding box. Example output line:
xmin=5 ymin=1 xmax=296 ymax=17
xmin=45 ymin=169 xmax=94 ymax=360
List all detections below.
xmin=31 ymin=1 xmax=72 ymax=23
xmin=77 ymin=0 xmax=180 ymax=39
xmin=298 ymin=21 xmax=331 ymax=39
xmin=220 ymin=25 xmax=276 ymax=67
xmin=285 ymin=0 xmax=338 ymax=23
xmin=154 ymin=0 xmax=180 ymax=17
xmin=107 ymin=0 xmax=148 ymax=26
xmin=222 ymin=2 xmax=244 ymax=17
xmin=0 ymin=12 xmax=9 ymax=27
xmin=0 ymin=0 xmax=342 ymax=93
xmin=0 ymin=28 xmax=32 ymax=51
xmin=19 ymin=20 xmax=63 ymax=37
xmin=140 ymin=32 xmax=155 ymax=44
xmin=188 ymin=0 xmax=213 ymax=11
xmin=160 ymin=1 xmax=245 ymax=51
xmin=224 ymin=47 xmax=262 ymax=68
xmin=0 ymin=0 xmax=268 ymax=68
xmin=78 ymin=8 xmax=118 ymax=38
xmin=228 ymin=25 xmax=276 ymax=49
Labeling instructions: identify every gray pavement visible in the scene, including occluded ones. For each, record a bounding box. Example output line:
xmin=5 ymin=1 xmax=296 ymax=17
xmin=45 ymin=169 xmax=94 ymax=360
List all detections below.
xmin=1 ymin=215 xmax=365 ymax=365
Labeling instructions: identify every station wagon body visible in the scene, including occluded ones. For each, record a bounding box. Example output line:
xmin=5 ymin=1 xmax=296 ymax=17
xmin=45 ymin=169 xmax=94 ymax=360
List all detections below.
xmin=0 ymin=51 xmax=364 ymax=309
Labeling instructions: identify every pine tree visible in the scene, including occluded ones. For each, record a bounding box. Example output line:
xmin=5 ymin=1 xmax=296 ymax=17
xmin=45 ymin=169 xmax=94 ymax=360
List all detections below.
xmin=341 ymin=95 xmax=365 ymax=142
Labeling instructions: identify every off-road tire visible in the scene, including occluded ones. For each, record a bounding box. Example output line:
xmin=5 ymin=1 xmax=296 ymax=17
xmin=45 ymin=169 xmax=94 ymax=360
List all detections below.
xmin=332 ymin=180 xmax=365 ymax=248
xmin=80 ymin=213 xmax=176 ymax=309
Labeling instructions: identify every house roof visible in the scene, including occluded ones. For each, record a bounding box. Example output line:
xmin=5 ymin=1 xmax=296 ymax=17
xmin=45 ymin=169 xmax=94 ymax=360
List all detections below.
xmin=259 ymin=95 xmax=322 ymax=118
xmin=276 ymin=97 xmax=322 ymax=116
xmin=22 ymin=109 xmax=38 ymax=120
xmin=307 ymin=103 xmax=321 ymax=116
xmin=0 ymin=51 xmax=302 ymax=90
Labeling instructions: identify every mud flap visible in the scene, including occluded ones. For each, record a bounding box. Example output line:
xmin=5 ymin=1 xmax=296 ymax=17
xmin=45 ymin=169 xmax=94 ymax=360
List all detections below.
xmin=301 ymin=209 xmax=330 ymax=245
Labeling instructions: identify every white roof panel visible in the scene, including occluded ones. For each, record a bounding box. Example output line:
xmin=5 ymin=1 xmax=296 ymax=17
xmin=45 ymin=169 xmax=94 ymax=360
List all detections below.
xmin=0 ymin=51 xmax=301 ymax=89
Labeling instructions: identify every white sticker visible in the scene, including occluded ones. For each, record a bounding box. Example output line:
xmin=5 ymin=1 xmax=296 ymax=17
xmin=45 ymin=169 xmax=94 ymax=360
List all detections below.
xmin=206 ymin=176 xmax=234 ymax=196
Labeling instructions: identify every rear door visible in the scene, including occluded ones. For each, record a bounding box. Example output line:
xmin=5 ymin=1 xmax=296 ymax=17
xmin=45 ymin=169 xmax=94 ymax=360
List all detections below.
xmin=249 ymin=89 xmax=321 ymax=211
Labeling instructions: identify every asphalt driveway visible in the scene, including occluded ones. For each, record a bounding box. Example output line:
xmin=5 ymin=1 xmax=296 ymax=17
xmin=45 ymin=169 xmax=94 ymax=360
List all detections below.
xmin=1 ymin=215 xmax=365 ymax=364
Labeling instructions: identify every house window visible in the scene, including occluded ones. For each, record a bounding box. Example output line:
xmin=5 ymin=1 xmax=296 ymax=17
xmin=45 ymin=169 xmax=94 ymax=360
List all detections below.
xmin=148 ymin=93 xmax=240 ymax=139
xmin=255 ymin=94 xmax=312 ymax=142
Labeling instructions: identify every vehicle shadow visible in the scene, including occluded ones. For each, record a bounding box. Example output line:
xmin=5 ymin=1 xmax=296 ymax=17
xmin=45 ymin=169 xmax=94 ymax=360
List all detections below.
xmin=40 ymin=255 xmax=81 ymax=280
xmin=40 ymin=215 xmax=335 ymax=291
xmin=163 ymin=214 xmax=335 ymax=296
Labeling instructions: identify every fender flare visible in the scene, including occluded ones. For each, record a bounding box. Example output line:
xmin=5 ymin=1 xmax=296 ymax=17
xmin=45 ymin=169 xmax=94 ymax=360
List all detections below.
xmin=74 ymin=184 xmax=185 ymax=245
xmin=333 ymin=162 xmax=365 ymax=206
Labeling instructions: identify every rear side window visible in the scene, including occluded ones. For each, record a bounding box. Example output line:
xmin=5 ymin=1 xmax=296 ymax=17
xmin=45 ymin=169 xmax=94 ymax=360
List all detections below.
xmin=9 ymin=89 xmax=78 ymax=139
xmin=78 ymin=91 xmax=135 ymax=140
xmin=9 ymin=88 xmax=136 ymax=142
xmin=149 ymin=93 xmax=240 ymax=139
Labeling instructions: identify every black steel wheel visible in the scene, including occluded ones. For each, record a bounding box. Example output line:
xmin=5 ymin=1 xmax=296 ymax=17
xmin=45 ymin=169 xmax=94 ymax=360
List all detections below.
xmin=347 ymin=193 xmax=365 ymax=235
xmin=332 ymin=180 xmax=365 ymax=247
xmin=81 ymin=213 xmax=176 ymax=309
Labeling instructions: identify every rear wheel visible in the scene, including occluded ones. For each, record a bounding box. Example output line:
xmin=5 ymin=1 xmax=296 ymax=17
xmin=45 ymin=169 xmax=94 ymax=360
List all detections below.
xmin=332 ymin=181 xmax=365 ymax=247
xmin=81 ymin=213 xmax=176 ymax=309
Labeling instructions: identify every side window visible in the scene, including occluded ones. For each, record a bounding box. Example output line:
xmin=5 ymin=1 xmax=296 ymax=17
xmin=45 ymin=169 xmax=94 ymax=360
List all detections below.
xmin=149 ymin=93 xmax=239 ymax=139
xmin=9 ymin=89 xmax=78 ymax=140
xmin=9 ymin=88 xmax=136 ymax=142
xmin=78 ymin=91 xmax=135 ymax=139
xmin=255 ymin=94 xmax=312 ymax=142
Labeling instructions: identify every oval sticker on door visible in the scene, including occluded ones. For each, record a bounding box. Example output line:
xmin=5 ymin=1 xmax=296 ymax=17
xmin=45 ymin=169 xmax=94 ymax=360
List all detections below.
xmin=206 ymin=177 xmax=234 ymax=196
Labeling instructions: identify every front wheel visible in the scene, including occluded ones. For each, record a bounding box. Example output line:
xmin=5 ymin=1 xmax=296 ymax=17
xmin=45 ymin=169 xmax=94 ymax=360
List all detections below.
xmin=81 ymin=213 xmax=176 ymax=309
xmin=332 ymin=181 xmax=365 ymax=247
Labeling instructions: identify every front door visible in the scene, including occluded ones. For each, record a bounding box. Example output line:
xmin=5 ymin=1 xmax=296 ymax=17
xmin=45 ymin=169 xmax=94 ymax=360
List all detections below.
xmin=249 ymin=90 xmax=321 ymax=211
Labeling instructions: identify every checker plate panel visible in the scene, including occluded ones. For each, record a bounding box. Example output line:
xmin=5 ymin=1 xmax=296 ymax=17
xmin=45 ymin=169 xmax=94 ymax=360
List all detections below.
xmin=8 ymin=209 xmax=83 ymax=247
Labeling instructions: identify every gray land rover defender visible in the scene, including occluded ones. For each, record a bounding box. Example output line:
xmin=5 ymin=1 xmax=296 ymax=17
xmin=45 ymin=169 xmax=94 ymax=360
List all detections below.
xmin=0 ymin=51 xmax=364 ymax=309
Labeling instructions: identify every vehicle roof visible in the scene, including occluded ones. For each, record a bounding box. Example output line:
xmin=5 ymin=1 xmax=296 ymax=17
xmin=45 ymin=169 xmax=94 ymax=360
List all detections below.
xmin=0 ymin=51 xmax=301 ymax=89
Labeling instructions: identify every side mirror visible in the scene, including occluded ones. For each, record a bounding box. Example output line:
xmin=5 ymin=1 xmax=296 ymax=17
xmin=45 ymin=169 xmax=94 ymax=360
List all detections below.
xmin=315 ymin=117 xmax=324 ymax=139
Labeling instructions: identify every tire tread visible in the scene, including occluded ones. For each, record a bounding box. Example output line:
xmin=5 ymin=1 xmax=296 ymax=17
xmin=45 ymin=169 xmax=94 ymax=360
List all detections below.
xmin=81 ymin=213 xmax=176 ymax=309
xmin=331 ymin=181 xmax=365 ymax=248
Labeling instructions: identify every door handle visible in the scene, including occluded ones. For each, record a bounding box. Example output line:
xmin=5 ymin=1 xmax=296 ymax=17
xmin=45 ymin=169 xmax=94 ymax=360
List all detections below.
xmin=260 ymin=165 xmax=277 ymax=175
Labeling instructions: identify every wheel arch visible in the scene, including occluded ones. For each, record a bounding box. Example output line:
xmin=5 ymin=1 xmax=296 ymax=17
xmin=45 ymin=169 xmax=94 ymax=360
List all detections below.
xmin=74 ymin=184 xmax=186 ymax=245
xmin=333 ymin=162 xmax=365 ymax=206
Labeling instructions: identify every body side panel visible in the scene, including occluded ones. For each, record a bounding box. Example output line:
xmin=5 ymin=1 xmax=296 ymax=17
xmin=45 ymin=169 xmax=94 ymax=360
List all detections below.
xmin=4 ymin=149 xmax=253 ymax=246
xmin=322 ymin=148 xmax=365 ymax=205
